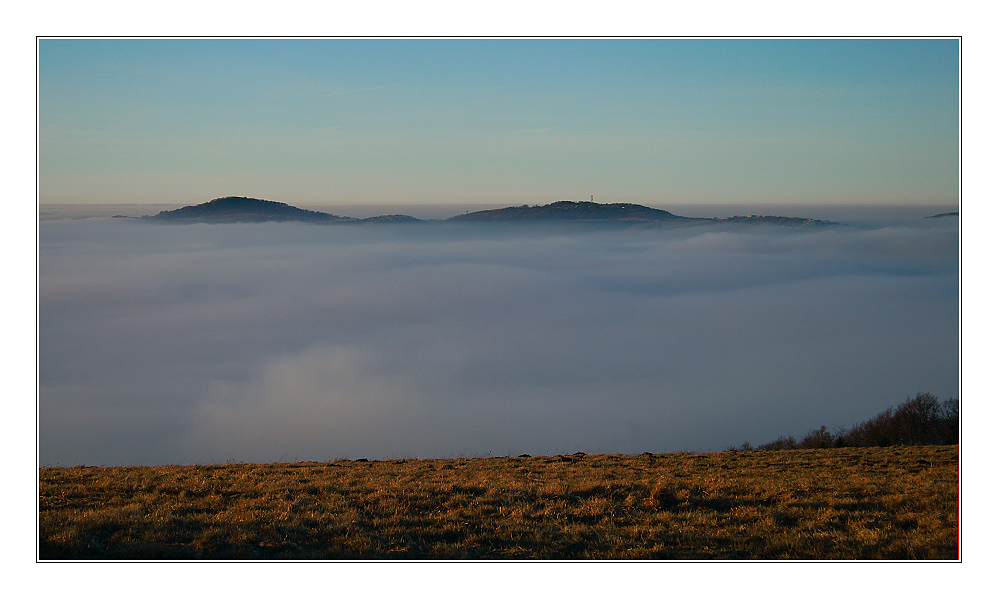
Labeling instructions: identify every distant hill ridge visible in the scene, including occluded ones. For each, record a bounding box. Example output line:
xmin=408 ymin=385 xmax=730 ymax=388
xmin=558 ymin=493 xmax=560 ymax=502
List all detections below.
xmin=146 ymin=196 xmax=354 ymax=223
xmin=142 ymin=196 xmax=839 ymax=227
xmin=146 ymin=197 xmax=422 ymax=224
xmin=445 ymin=201 xmax=698 ymax=223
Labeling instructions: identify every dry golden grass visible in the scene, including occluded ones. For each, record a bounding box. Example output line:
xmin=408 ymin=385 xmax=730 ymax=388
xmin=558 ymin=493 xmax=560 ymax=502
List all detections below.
xmin=39 ymin=445 xmax=958 ymax=560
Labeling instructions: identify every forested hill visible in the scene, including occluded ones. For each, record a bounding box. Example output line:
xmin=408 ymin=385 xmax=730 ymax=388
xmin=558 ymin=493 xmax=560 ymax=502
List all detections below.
xmin=447 ymin=201 xmax=705 ymax=223
xmin=145 ymin=196 xmax=357 ymax=223
xmin=449 ymin=201 xmax=838 ymax=227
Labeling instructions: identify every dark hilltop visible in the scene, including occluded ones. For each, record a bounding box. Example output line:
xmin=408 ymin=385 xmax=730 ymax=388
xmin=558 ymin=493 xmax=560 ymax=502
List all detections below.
xmin=146 ymin=196 xmax=350 ymax=223
xmin=140 ymin=196 xmax=839 ymax=228
xmin=447 ymin=201 xmax=838 ymax=228
xmin=144 ymin=196 xmax=420 ymax=224
xmin=445 ymin=201 xmax=702 ymax=224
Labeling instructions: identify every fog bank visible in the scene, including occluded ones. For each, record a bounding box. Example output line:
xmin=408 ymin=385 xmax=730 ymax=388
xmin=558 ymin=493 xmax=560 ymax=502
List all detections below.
xmin=38 ymin=213 xmax=958 ymax=465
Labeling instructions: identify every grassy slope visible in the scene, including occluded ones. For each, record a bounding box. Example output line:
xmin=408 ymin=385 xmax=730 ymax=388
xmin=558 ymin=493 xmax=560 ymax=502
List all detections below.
xmin=39 ymin=446 xmax=958 ymax=560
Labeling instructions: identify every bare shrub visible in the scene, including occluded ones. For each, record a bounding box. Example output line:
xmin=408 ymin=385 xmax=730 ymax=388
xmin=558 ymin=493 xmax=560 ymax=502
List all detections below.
xmin=799 ymin=426 xmax=834 ymax=449
xmin=756 ymin=436 xmax=799 ymax=451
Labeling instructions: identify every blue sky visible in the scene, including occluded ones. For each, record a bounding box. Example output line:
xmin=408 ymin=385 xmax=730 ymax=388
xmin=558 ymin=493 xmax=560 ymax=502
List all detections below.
xmin=38 ymin=38 xmax=959 ymax=206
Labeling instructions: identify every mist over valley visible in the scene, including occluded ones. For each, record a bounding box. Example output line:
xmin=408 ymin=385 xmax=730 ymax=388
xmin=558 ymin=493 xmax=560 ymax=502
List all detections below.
xmin=37 ymin=204 xmax=958 ymax=466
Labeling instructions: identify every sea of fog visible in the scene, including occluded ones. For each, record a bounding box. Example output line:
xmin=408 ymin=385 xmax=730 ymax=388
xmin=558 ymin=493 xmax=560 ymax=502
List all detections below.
xmin=38 ymin=206 xmax=959 ymax=466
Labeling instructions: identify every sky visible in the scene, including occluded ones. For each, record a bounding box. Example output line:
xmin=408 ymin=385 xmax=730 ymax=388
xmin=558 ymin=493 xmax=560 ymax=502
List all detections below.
xmin=38 ymin=38 xmax=959 ymax=207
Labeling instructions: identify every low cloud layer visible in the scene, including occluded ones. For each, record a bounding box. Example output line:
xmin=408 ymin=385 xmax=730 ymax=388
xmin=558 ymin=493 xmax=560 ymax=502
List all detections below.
xmin=38 ymin=214 xmax=959 ymax=465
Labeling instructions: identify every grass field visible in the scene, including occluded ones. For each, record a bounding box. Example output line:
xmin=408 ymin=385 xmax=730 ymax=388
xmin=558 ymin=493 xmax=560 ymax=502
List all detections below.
xmin=38 ymin=445 xmax=959 ymax=560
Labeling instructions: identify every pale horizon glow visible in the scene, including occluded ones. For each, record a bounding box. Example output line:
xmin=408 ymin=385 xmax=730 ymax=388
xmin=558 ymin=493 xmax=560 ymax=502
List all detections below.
xmin=38 ymin=38 xmax=959 ymax=207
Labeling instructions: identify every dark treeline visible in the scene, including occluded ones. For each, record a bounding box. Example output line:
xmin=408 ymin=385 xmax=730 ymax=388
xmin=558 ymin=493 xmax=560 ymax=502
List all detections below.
xmin=752 ymin=393 xmax=959 ymax=451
